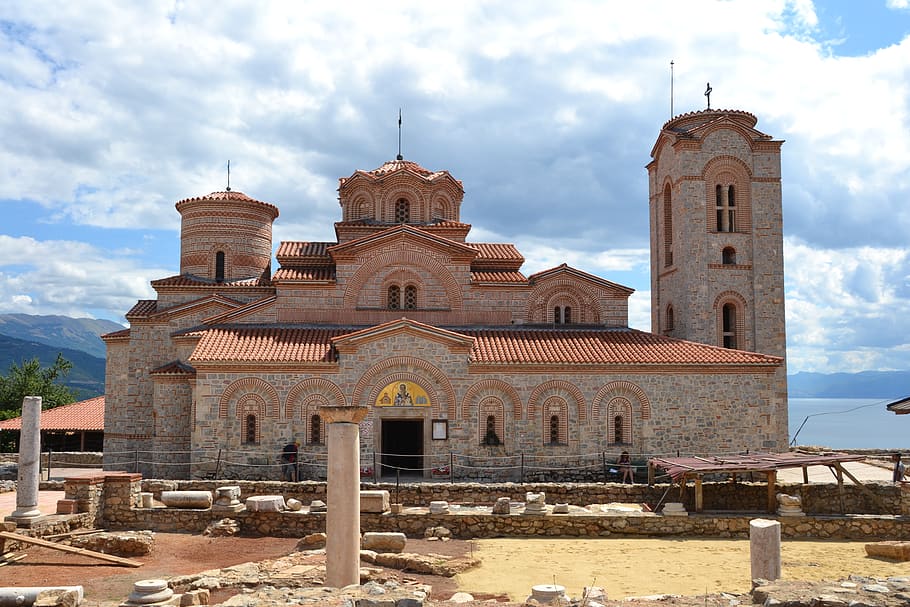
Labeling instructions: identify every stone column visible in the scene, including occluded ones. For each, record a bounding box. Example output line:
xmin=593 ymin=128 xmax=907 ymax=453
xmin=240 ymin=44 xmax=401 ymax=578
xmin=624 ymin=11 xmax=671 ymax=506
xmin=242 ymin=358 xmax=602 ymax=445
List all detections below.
xmin=749 ymin=518 xmax=781 ymax=582
xmin=7 ymin=396 xmax=43 ymax=523
xmin=320 ymin=405 xmax=369 ymax=588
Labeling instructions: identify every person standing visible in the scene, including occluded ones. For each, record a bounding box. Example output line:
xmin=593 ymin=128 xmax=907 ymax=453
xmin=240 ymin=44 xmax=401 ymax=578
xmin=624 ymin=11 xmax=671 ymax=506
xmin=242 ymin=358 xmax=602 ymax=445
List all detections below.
xmin=281 ymin=440 xmax=300 ymax=482
xmin=893 ymin=453 xmax=906 ymax=483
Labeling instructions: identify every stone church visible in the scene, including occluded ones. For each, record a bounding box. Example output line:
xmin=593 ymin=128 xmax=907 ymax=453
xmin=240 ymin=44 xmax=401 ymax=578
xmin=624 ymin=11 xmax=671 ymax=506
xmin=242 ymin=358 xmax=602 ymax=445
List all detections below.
xmin=102 ymin=108 xmax=788 ymax=480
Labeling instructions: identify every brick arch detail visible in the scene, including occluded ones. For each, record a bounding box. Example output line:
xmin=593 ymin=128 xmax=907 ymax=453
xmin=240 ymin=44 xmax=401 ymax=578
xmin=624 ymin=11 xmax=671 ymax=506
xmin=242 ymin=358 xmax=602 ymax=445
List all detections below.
xmin=431 ymin=193 xmax=455 ymax=221
xmin=702 ymin=155 xmax=753 ymax=233
xmin=219 ymin=377 xmax=280 ymax=419
xmin=237 ymin=395 xmax=264 ymax=444
xmin=713 ymin=290 xmax=749 ymax=350
xmin=592 ymin=381 xmax=651 ymax=420
xmin=343 ymin=249 xmax=463 ymax=309
xmin=526 ymin=281 xmax=600 ymax=324
xmin=527 ymin=380 xmax=586 ymax=423
xmin=461 ymin=379 xmax=523 ymax=421
xmin=352 ymin=356 xmax=456 ymax=419
xmin=379 ymin=185 xmax=428 ymax=223
xmin=285 ymin=378 xmax=346 ymax=419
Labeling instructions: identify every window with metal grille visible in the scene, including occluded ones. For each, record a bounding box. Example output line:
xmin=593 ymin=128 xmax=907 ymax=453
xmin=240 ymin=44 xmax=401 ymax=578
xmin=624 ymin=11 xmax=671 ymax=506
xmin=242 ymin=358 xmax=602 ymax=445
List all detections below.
xmin=388 ymin=285 xmax=401 ymax=309
xmin=404 ymin=285 xmax=417 ymax=309
xmin=396 ymin=198 xmax=410 ymax=223
xmin=245 ymin=414 xmax=256 ymax=444
xmin=310 ymin=414 xmax=322 ymax=445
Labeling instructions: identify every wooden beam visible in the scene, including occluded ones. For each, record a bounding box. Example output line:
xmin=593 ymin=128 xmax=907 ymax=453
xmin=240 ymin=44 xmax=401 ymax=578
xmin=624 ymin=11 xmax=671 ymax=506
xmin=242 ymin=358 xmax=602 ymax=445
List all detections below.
xmin=694 ymin=476 xmax=703 ymax=512
xmin=802 ymin=466 xmax=808 ymax=484
xmin=835 ymin=464 xmax=846 ymax=514
xmin=0 ymin=531 xmax=142 ymax=567
xmin=837 ymin=464 xmax=890 ymax=513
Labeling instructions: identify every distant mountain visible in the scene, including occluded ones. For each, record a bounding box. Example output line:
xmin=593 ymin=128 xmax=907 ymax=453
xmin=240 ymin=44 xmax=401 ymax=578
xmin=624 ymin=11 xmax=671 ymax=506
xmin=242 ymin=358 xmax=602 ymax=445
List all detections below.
xmin=0 ymin=333 xmax=106 ymax=399
xmin=788 ymin=371 xmax=910 ymax=399
xmin=0 ymin=314 xmax=123 ymax=359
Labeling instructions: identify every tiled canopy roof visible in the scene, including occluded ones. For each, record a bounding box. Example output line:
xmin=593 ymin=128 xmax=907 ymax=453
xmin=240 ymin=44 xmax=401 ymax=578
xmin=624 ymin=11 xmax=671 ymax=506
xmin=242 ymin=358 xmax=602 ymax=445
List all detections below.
xmin=187 ymin=324 xmax=782 ymax=367
xmin=126 ymin=300 xmax=158 ymax=318
xmin=272 ymin=267 xmax=336 ymax=281
xmin=189 ymin=326 xmax=347 ymax=363
xmin=885 ymin=396 xmax=910 ymax=415
xmin=472 ymin=271 xmax=528 ymax=284
xmin=175 ymin=190 xmax=279 ymax=218
xmin=275 ymin=241 xmax=333 ymax=261
xmin=150 ymin=274 xmax=271 ymax=288
xmin=0 ymin=396 xmax=104 ymax=431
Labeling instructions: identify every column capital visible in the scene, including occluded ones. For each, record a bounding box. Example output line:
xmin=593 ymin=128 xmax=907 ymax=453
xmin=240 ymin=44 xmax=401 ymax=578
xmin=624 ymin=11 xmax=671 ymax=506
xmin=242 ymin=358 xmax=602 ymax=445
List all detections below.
xmin=318 ymin=405 xmax=369 ymax=424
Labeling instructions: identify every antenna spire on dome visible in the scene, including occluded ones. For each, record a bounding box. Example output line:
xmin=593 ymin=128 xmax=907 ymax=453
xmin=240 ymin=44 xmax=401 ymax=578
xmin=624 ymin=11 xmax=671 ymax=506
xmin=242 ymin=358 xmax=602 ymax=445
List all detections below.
xmin=226 ymin=160 xmax=231 ymax=191
xmin=397 ymin=108 xmax=403 ymax=161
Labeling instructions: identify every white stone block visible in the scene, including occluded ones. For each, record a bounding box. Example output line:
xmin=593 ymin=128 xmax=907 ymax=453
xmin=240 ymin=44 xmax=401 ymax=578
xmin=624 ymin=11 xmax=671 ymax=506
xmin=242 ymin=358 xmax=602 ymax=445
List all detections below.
xmin=245 ymin=495 xmax=286 ymax=512
xmin=360 ymin=490 xmax=390 ymax=513
xmin=160 ymin=491 xmax=213 ymax=509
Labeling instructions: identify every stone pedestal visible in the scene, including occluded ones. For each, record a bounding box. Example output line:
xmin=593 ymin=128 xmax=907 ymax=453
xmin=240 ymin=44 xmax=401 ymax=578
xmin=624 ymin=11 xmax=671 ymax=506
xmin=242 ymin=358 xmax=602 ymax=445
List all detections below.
xmin=522 ymin=492 xmax=547 ymax=515
xmin=245 ymin=495 xmax=286 ymax=512
xmin=212 ymin=486 xmax=244 ymax=513
xmin=552 ymin=503 xmax=569 ymax=514
xmin=749 ymin=518 xmax=781 ymax=582
xmin=360 ymin=490 xmax=390 ymax=513
xmin=6 ymin=397 xmax=43 ymax=524
xmin=492 ymin=497 xmax=511 ymax=514
xmin=527 ymin=584 xmax=566 ymax=605
xmin=776 ymin=493 xmax=805 ymax=517
xmin=321 ymin=405 xmax=368 ymax=589
xmin=121 ymin=579 xmax=174 ymax=606
xmin=429 ymin=500 xmax=450 ymax=514
xmin=662 ymin=502 xmax=688 ymax=516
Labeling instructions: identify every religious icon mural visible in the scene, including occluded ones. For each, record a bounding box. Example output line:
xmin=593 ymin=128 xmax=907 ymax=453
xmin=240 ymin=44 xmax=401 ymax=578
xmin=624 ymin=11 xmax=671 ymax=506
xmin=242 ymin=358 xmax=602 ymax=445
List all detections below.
xmin=375 ymin=381 xmax=430 ymax=407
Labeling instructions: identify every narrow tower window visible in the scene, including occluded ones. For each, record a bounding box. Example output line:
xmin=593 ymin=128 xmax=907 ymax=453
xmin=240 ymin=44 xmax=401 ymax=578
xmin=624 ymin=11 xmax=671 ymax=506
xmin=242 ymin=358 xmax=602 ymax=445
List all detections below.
xmin=663 ymin=183 xmax=673 ymax=266
xmin=483 ymin=415 xmax=501 ymax=445
xmin=387 ymin=285 xmax=401 ymax=310
xmin=310 ymin=414 xmax=322 ymax=444
xmin=614 ymin=415 xmax=624 ymax=444
xmin=404 ymin=285 xmax=417 ymax=309
xmin=244 ymin=414 xmax=257 ymax=444
xmin=215 ymin=251 xmax=225 ymax=282
xmin=722 ymin=247 xmax=736 ymax=265
xmin=549 ymin=415 xmax=560 ymax=444
xmin=395 ymin=198 xmax=410 ymax=223
xmin=722 ymin=303 xmax=737 ymax=349
xmin=665 ymin=305 xmax=675 ymax=333
xmin=716 ymin=185 xmax=736 ymax=232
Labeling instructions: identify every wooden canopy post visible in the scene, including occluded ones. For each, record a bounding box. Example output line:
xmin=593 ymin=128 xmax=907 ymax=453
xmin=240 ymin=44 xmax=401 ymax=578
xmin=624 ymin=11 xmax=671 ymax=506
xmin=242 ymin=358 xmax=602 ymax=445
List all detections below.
xmin=647 ymin=461 xmax=655 ymax=486
xmin=766 ymin=470 xmax=777 ymax=512
xmin=835 ymin=464 xmax=846 ymax=514
xmin=802 ymin=466 xmax=809 ymax=484
xmin=694 ymin=475 xmax=704 ymax=512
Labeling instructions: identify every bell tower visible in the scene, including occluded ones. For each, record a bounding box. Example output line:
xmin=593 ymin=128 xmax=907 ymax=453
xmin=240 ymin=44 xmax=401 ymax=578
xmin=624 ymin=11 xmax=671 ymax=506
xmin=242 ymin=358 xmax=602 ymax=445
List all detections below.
xmin=646 ymin=109 xmax=786 ymax=360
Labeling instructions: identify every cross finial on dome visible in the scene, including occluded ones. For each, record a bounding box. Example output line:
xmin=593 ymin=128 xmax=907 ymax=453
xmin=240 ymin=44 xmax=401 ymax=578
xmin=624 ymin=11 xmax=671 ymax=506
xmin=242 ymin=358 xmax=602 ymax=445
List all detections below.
xmin=397 ymin=108 xmax=403 ymax=161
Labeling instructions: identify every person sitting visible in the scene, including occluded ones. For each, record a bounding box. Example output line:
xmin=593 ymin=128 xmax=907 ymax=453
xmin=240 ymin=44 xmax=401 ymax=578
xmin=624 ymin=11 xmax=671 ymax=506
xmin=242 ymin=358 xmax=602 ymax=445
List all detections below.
xmin=893 ymin=453 xmax=906 ymax=483
xmin=281 ymin=440 xmax=300 ymax=482
xmin=618 ymin=450 xmax=634 ymax=484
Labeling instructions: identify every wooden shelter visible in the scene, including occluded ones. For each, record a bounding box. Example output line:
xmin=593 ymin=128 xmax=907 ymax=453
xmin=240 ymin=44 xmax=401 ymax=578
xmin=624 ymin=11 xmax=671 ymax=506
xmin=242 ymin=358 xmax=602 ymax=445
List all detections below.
xmin=0 ymin=396 xmax=104 ymax=451
xmin=647 ymin=451 xmax=879 ymax=514
xmin=886 ymin=395 xmax=910 ymax=415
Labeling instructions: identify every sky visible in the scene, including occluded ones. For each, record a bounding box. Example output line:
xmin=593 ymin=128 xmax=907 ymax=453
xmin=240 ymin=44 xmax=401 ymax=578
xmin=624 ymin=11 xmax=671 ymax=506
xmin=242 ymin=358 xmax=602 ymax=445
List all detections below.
xmin=0 ymin=1 xmax=908 ymax=375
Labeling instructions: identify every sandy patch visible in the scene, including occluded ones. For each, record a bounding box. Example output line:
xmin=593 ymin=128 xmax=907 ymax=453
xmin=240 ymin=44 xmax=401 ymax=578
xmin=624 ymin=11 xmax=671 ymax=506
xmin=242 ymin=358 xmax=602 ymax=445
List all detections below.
xmin=454 ymin=537 xmax=908 ymax=601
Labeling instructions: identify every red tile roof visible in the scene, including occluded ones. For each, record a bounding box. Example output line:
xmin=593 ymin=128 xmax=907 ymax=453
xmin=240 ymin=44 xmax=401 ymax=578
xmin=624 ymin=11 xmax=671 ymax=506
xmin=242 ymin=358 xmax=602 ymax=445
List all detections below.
xmin=150 ymin=361 xmax=196 ymax=376
xmin=339 ymin=159 xmax=464 ymax=191
xmin=151 ymin=274 xmax=272 ymax=288
xmin=275 ymin=241 xmax=333 ymax=260
xmin=126 ymin=300 xmax=158 ymax=318
xmin=0 ymin=396 xmax=104 ymax=431
xmin=102 ymin=327 xmax=131 ymax=340
xmin=472 ymin=271 xmax=528 ymax=283
xmin=186 ymin=324 xmax=781 ymax=367
xmin=189 ymin=326 xmax=346 ymax=363
xmin=272 ymin=267 xmax=336 ymax=281
xmin=175 ymin=190 xmax=279 ymax=219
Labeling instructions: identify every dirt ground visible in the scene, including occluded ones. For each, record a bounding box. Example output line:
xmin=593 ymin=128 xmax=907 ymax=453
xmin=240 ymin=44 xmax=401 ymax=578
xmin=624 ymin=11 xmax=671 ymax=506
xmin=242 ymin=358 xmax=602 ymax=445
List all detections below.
xmin=1 ymin=533 xmax=906 ymax=604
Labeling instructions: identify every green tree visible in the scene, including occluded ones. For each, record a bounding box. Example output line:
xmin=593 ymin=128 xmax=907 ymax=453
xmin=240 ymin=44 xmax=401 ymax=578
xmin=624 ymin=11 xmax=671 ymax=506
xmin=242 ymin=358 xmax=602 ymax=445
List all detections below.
xmin=0 ymin=353 xmax=76 ymax=419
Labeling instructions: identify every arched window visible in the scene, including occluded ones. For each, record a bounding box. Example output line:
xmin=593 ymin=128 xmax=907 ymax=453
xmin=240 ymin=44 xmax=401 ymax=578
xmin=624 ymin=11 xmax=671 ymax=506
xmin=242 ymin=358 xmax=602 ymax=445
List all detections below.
xmin=715 ymin=185 xmax=736 ymax=232
xmin=722 ymin=247 xmax=736 ymax=265
xmin=564 ymin=306 xmax=571 ymax=323
xmin=722 ymin=303 xmax=737 ymax=349
xmin=404 ymin=285 xmax=417 ymax=309
xmin=244 ymin=414 xmax=257 ymax=444
xmin=215 ymin=251 xmax=225 ymax=282
xmin=553 ymin=306 xmax=572 ymax=324
xmin=549 ymin=415 xmax=560 ymax=445
xmin=387 ymin=285 xmax=401 ymax=310
xmin=483 ymin=415 xmax=501 ymax=445
xmin=396 ymin=198 xmax=410 ymax=223
xmin=614 ymin=415 xmax=624 ymax=444
xmin=663 ymin=183 xmax=673 ymax=266
xmin=310 ymin=414 xmax=322 ymax=445
xmin=665 ymin=305 xmax=675 ymax=333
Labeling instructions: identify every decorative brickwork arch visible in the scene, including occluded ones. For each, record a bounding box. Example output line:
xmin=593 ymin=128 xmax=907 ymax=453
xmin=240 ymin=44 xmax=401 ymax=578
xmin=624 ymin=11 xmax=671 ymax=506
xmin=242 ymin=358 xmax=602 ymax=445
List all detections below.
xmin=431 ymin=194 xmax=455 ymax=221
xmin=237 ymin=394 xmax=264 ymax=444
xmin=379 ymin=185 xmax=428 ymax=223
xmin=343 ymin=249 xmax=463 ymax=309
xmin=713 ymin=290 xmax=748 ymax=350
xmin=607 ymin=397 xmax=633 ymax=444
xmin=527 ymin=380 xmax=586 ymax=423
xmin=703 ymin=156 xmax=752 ymax=234
xmin=662 ymin=179 xmax=673 ymax=267
xmin=478 ymin=397 xmax=505 ymax=445
xmin=340 ymin=186 xmax=376 ymax=221
xmin=285 ymin=378 xmax=346 ymax=419
xmin=352 ymin=356 xmax=456 ymax=419
xmin=542 ymin=397 xmax=568 ymax=444
xmin=526 ymin=281 xmax=600 ymax=324
xmin=461 ymin=379 xmax=522 ymax=420
xmin=219 ymin=377 xmax=280 ymax=419
xmin=592 ymin=381 xmax=651 ymax=420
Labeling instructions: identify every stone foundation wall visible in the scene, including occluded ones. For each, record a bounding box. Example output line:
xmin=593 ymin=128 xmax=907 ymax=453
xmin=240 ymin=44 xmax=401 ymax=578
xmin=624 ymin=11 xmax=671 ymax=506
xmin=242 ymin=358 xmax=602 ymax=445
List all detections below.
xmin=50 ymin=475 xmax=908 ymax=542
xmin=140 ymin=479 xmax=905 ymax=517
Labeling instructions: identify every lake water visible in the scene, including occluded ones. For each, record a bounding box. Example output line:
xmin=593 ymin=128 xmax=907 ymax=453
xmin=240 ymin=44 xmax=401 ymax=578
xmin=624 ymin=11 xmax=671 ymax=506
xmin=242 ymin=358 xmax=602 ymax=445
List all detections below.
xmin=788 ymin=397 xmax=908 ymax=450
